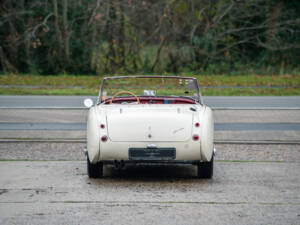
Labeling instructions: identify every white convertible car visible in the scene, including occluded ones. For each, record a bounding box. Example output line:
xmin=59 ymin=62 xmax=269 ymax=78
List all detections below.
xmin=84 ymin=76 xmax=215 ymax=178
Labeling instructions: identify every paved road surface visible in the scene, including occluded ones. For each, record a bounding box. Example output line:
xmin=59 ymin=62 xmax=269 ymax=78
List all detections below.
xmin=0 ymin=159 xmax=299 ymax=225
xmin=1 ymin=140 xmax=299 ymax=225
xmin=0 ymin=109 xmax=299 ymax=141
xmin=1 ymin=96 xmax=300 ymax=108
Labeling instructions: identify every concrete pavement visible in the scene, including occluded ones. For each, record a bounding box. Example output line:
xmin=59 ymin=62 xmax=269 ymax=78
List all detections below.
xmin=0 ymin=160 xmax=299 ymax=225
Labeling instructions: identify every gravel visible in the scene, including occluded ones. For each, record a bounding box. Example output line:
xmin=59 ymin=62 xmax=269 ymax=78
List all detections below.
xmin=0 ymin=142 xmax=299 ymax=162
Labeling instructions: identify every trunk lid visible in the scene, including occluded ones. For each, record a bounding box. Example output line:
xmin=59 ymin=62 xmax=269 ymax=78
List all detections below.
xmin=106 ymin=106 xmax=193 ymax=142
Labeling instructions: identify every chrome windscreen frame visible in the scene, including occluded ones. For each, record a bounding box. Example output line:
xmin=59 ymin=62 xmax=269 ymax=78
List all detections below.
xmin=96 ymin=75 xmax=203 ymax=105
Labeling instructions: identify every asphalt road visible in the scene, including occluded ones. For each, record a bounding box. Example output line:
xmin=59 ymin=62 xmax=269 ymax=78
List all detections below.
xmin=0 ymin=109 xmax=299 ymax=141
xmin=1 ymin=96 xmax=300 ymax=108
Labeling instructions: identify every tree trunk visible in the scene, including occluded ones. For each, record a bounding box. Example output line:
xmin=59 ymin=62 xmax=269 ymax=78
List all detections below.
xmin=119 ymin=0 xmax=125 ymax=67
xmin=52 ymin=0 xmax=63 ymax=70
xmin=266 ymin=1 xmax=283 ymax=45
xmin=62 ymin=0 xmax=70 ymax=64
xmin=107 ymin=1 xmax=116 ymax=72
xmin=0 ymin=46 xmax=18 ymax=73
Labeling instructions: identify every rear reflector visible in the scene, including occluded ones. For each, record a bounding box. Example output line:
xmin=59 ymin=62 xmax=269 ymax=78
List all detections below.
xmin=100 ymin=124 xmax=105 ymax=129
xmin=192 ymin=134 xmax=199 ymax=141
xmin=101 ymin=136 xmax=108 ymax=142
xmin=195 ymin=122 xmax=200 ymax=127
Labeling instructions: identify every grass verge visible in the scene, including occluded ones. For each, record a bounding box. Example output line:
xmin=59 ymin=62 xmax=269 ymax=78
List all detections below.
xmin=0 ymin=74 xmax=299 ymax=96
xmin=1 ymin=87 xmax=299 ymax=96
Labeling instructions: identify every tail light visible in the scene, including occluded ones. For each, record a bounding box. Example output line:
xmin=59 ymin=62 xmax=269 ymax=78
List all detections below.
xmin=195 ymin=122 xmax=200 ymax=127
xmin=101 ymin=135 xmax=108 ymax=142
xmin=192 ymin=134 xmax=199 ymax=141
xmin=100 ymin=124 xmax=105 ymax=129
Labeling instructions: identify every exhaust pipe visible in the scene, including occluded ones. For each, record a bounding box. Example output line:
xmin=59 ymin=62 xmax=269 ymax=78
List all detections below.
xmin=120 ymin=160 xmax=125 ymax=169
xmin=114 ymin=160 xmax=125 ymax=170
xmin=114 ymin=160 xmax=119 ymax=169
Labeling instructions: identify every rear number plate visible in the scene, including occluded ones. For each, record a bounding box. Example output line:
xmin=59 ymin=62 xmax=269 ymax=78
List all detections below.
xmin=129 ymin=148 xmax=176 ymax=160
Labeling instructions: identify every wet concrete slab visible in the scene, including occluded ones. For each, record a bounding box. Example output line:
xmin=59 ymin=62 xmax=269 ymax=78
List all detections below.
xmin=0 ymin=161 xmax=299 ymax=225
xmin=1 ymin=202 xmax=299 ymax=225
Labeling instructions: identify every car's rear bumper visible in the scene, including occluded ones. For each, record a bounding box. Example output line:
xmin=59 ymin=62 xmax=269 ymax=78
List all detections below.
xmin=99 ymin=141 xmax=202 ymax=162
xmin=102 ymin=160 xmax=200 ymax=165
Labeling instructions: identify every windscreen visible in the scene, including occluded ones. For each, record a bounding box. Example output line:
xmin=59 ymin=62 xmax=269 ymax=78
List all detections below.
xmin=100 ymin=76 xmax=200 ymax=102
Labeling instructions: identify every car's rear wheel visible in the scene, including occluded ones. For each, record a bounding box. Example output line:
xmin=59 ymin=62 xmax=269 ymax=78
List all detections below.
xmin=197 ymin=155 xmax=214 ymax=178
xmin=87 ymin=156 xmax=103 ymax=178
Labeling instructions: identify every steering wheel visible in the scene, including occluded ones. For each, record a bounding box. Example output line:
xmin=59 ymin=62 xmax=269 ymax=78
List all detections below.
xmin=109 ymin=91 xmax=140 ymax=104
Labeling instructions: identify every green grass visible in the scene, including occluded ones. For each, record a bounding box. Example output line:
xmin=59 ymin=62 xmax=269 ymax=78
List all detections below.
xmin=0 ymin=74 xmax=299 ymax=96
xmin=0 ymin=87 xmax=299 ymax=96
xmin=0 ymin=159 xmax=80 ymax=162
xmin=0 ymin=87 xmax=97 ymax=96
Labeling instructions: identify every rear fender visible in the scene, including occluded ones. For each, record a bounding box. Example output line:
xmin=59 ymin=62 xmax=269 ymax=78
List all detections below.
xmin=200 ymin=106 xmax=214 ymax=161
xmin=87 ymin=107 xmax=100 ymax=163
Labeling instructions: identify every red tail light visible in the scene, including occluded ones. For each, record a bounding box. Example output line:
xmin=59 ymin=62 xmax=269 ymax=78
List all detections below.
xmin=100 ymin=124 xmax=105 ymax=129
xmin=195 ymin=122 xmax=200 ymax=127
xmin=101 ymin=135 xmax=108 ymax=142
xmin=192 ymin=134 xmax=199 ymax=141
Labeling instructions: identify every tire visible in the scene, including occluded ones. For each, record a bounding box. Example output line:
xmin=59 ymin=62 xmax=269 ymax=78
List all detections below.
xmin=197 ymin=155 xmax=214 ymax=179
xmin=87 ymin=156 xmax=103 ymax=178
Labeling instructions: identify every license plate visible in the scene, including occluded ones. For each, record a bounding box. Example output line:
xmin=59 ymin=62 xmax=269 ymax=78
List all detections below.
xmin=129 ymin=148 xmax=176 ymax=160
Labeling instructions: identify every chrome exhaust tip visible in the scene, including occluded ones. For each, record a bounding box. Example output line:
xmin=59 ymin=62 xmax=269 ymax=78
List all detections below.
xmin=114 ymin=160 xmax=125 ymax=170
